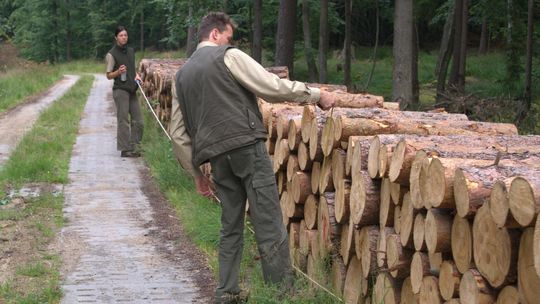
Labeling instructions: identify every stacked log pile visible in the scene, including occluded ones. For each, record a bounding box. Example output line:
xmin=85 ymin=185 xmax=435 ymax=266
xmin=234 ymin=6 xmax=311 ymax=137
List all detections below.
xmin=265 ymin=98 xmax=540 ymax=303
xmin=139 ymin=61 xmax=540 ymax=303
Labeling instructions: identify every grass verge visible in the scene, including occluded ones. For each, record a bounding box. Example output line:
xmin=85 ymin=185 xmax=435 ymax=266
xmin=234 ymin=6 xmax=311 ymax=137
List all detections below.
xmin=0 ymin=75 xmax=94 ymax=304
xmin=140 ymin=112 xmax=338 ymax=303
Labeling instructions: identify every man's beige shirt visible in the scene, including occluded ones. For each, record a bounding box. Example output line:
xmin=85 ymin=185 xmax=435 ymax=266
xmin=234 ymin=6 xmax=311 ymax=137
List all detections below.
xmin=170 ymin=41 xmax=321 ymax=177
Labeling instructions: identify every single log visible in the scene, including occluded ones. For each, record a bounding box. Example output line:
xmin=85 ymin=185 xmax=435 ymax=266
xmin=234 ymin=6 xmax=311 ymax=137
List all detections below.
xmin=320 ymin=115 xmax=339 ymax=156
xmin=318 ymin=155 xmax=334 ymax=193
xmin=451 ymin=215 xmax=473 ymax=274
xmin=518 ymin=228 xmax=540 ymax=304
xmin=387 ymin=233 xmax=414 ymax=278
xmin=413 ymin=212 xmax=427 ymax=251
xmin=318 ymin=192 xmax=340 ymax=259
xmin=289 ymin=222 xmax=307 ymax=271
xmin=429 ymin=252 xmax=451 ymax=276
xmin=490 ymin=180 xmax=520 ymax=229
xmin=299 ymin=222 xmax=316 ymax=256
xmin=509 ymin=175 xmax=540 ymax=227
xmin=343 ymin=257 xmax=365 ymax=304
xmin=400 ymin=192 xmax=417 ymax=248
xmin=332 ymin=149 xmax=347 ymax=189
xmin=301 ymin=105 xmax=322 ymax=143
xmin=368 ymin=135 xmax=404 ymax=179
xmin=425 ymin=209 xmax=453 ymax=253
xmin=495 ymin=285 xmax=519 ymax=304
xmin=419 ymin=276 xmax=443 ymax=304
xmin=308 ymin=116 xmax=326 ymax=161
xmin=424 ymin=157 xmax=494 ymax=209
xmin=439 ymin=260 xmax=461 ymax=301
xmin=373 ymin=272 xmax=402 ymax=304
xmin=280 ymin=191 xmax=290 ymax=227
xmin=304 ymin=194 xmax=318 ymax=229
xmin=356 ymin=225 xmax=379 ymax=278
xmin=394 ymin=205 xmax=402 ymax=235
xmin=331 ymin=255 xmax=346 ymax=297
xmin=332 ymin=90 xmax=384 ymax=108
xmin=310 ymin=162 xmax=321 ymax=194
xmin=379 ymin=178 xmax=395 ymax=227
xmin=335 ymin=179 xmax=351 ymax=224
xmin=345 ymin=136 xmax=372 ymax=177
xmin=535 ymin=215 xmax=540 ymax=277
xmin=277 ymin=171 xmax=286 ymax=194
xmin=273 ymin=138 xmax=290 ymax=173
xmin=350 ymin=171 xmax=380 ymax=226
xmin=297 ymin=141 xmax=312 ymax=171
xmin=286 ymin=117 xmax=302 ymax=151
xmin=262 ymin=103 xmax=304 ymax=139
xmin=291 ymin=171 xmax=311 ymax=204
xmin=391 ymin=181 xmax=406 ymax=205
xmin=410 ymin=151 xmax=429 ymax=209
xmin=377 ymin=227 xmax=397 ymax=268
xmin=410 ymin=251 xmax=431 ymax=294
xmin=459 ymin=269 xmax=496 ymax=304
xmin=276 ymin=114 xmax=301 ymax=140
xmin=401 ymin=277 xmax=420 ymax=304
xmin=286 ymin=155 xmax=299 ymax=182
xmin=285 ymin=189 xmax=304 ymax=219
xmin=473 ymin=204 xmax=519 ymax=288
xmin=340 ymin=222 xmax=355 ymax=265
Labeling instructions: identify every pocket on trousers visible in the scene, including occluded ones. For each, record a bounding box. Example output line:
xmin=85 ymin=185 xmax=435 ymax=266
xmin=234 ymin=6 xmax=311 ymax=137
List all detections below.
xmin=252 ymin=175 xmax=276 ymax=188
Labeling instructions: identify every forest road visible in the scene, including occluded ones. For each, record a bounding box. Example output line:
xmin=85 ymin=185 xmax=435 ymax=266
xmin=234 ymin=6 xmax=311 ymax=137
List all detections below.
xmin=57 ymin=74 xmax=215 ymax=303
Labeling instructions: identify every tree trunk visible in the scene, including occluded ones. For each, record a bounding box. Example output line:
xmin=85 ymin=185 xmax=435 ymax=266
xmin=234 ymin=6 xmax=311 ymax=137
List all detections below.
xmin=449 ymin=0 xmax=463 ymax=90
xmin=65 ymin=0 xmax=72 ymax=61
xmin=411 ymin=251 xmax=430 ymax=294
xmin=186 ymin=4 xmax=197 ymax=57
xmin=439 ymin=261 xmax=461 ymax=301
xmin=252 ymin=0 xmax=262 ymax=63
xmin=436 ymin=7 xmax=454 ymax=99
xmin=373 ymin=273 xmax=401 ymax=304
xmin=356 ymin=225 xmax=379 ymax=278
xmin=451 ymin=215 xmax=473 ymax=274
xmin=516 ymin=0 xmax=534 ymax=125
xmin=478 ymin=16 xmax=488 ymax=54
xmin=302 ymin=0 xmax=318 ymax=82
xmin=350 ymin=171 xmax=380 ymax=226
xmin=473 ymin=204 xmax=519 ymax=288
xmin=344 ymin=0 xmax=352 ymax=90
xmin=343 ymin=258 xmax=366 ymax=303
xmin=457 ymin=0 xmax=469 ymax=92
xmin=393 ymin=0 xmax=418 ymax=109
xmin=318 ymin=0 xmax=328 ymax=83
xmin=275 ymin=0 xmax=297 ymax=78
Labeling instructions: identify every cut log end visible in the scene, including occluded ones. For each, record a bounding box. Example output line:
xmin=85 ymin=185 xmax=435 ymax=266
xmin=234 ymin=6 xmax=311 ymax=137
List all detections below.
xmin=459 ymin=269 xmax=495 ymax=304
xmin=439 ymin=261 xmax=461 ymax=301
xmin=389 ymin=139 xmax=406 ymax=182
xmin=454 ymin=168 xmax=471 ymax=218
xmin=518 ymin=228 xmax=540 ymax=304
xmin=509 ymin=176 xmax=537 ymax=227
xmin=490 ymin=180 xmax=511 ymax=228
xmin=451 ymin=215 xmax=473 ymax=274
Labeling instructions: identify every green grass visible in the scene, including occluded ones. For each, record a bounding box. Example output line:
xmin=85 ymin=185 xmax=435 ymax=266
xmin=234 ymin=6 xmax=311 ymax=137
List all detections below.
xmin=0 ymin=75 xmax=94 ymax=187
xmin=140 ymin=113 xmax=338 ymax=303
xmin=0 ymin=75 xmax=93 ymax=304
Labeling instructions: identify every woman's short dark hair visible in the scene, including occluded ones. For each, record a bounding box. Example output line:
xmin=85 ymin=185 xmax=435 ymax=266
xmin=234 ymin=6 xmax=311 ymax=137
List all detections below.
xmin=115 ymin=25 xmax=127 ymax=37
xmin=198 ymin=12 xmax=236 ymax=42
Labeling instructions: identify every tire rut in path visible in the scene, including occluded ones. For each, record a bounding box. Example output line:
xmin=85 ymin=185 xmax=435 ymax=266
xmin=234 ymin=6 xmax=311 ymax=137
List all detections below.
xmin=59 ymin=74 xmax=212 ymax=303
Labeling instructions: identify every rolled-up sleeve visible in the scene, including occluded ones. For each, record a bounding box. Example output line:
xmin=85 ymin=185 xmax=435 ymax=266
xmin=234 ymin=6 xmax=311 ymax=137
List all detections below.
xmin=224 ymin=48 xmax=320 ymax=104
xmin=170 ymin=83 xmax=201 ymax=178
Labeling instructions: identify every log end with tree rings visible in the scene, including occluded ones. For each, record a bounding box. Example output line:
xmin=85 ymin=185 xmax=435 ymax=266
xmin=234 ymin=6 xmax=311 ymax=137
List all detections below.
xmin=304 ymin=194 xmax=318 ymax=229
xmin=400 ymin=277 xmax=419 ymax=304
xmin=518 ymin=228 xmax=540 ymax=304
xmin=439 ymin=260 xmax=461 ymax=301
xmin=386 ymin=233 xmax=412 ymax=279
xmin=473 ymin=204 xmax=515 ymax=288
xmin=343 ymin=256 xmax=363 ymax=304
xmin=373 ymin=272 xmax=401 ymax=304
xmin=331 ymin=149 xmax=346 ymax=190
xmin=389 ymin=139 xmax=406 ymax=182
xmin=410 ymin=251 xmax=430 ymax=294
xmin=413 ymin=212 xmax=426 ymax=251
xmin=459 ymin=269 xmax=495 ymax=304
xmin=308 ymin=119 xmax=320 ymax=161
xmin=297 ymin=141 xmax=310 ymax=171
xmin=418 ymin=156 xmax=432 ymax=209
xmin=378 ymin=144 xmax=390 ymax=178
xmin=359 ymin=226 xmax=379 ymax=278
xmin=451 ymin=214 xmax=473 ymax=274
xmin=495 ymin=285 xmax=519 ymax=304
xmin=509 ymin=176 xmax=537 ymax=227
xmin=334 ymin=179 xmax=350 ymax=224
xmin=379 ymin=178 xmax=392 ymax=227
xmin=300 ymin=105 xmax=315 ymax=143
xmin=454 ymin=167 xmax=472 ymax=218
xmin=535 ymin=215 xmax=540 ymax=277
xmin=286 ymin=155 xmax=299 ymax=182
xmin=426 ymin=158 xmax=447 ymax=209
xmin=330 ymin=256 xmax=346 ymax=296
xmin=490 ymin=180 xmax=511 ymax=228
xmin=400 ymin=192 xmax=414 ymax=247
xmin=410 ymin=150 xmax=428 ymax=209
xmin=367 ymin=136 xmax=381 ymax=179
xmin=287 ymin=118 xmax=299 ymax=150
xmin=419 ymin=276 xmax=442 ymax=304
xmin=320 ymin=118 xmax=335 ymax=157
xmin=280 ymin=191 xmax=289 ymax=227
xmin=394 ymin=205 xmax=402 ymax=235
xmin=425 ymin=209 xmax=453 ymax=254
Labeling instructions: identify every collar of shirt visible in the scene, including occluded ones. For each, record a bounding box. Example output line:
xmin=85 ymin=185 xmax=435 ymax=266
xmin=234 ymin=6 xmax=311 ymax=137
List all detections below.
xmin=196 ymin=41 xmax=218 ymax=50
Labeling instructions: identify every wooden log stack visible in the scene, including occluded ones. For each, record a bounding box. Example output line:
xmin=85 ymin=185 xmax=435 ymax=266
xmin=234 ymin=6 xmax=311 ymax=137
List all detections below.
xmin=140 ymin=61 xmax=540 ymax=303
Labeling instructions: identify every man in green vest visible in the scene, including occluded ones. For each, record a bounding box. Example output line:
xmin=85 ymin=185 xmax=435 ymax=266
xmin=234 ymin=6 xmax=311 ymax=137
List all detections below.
xmin=170 ymin=12 xmax=335 ymax=304
xmin=106 ymin=25 xmax=144 ymax=157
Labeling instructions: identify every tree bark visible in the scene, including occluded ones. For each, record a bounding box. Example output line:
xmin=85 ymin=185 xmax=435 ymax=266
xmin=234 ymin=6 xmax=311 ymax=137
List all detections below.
xmin=252 ymin=0 xmax=262 ymax=63
xmin=516 ymin=0 xmax=534 ymax=125
xmin=186 ymin=4 xmax=197 ymax=57
xmin=449 ymin=0 xmax=464 ymax=91
xmin=436 ymin=6 xmax=454 ymax=98
xmin=344 ymin=0 xmax=352 ymax=90
xmin=478 ymin=16 xmax=488 ymax=55
xmin=302 ymin=0 xmax=318 ymax=82
xmin=374 ymin=273 xmax=401 ymax=304
xmin=318 ymin=0 xmax=328 ymax=83
xmin=275 ymin=0 xmax=297 ymax=78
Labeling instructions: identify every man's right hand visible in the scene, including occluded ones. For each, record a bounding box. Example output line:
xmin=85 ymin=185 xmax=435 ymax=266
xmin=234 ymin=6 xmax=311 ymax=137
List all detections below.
xmin=195 ymin=174 xmax=215 ymax=198
xmin=318 ymin=90 xmax=336 ymax=110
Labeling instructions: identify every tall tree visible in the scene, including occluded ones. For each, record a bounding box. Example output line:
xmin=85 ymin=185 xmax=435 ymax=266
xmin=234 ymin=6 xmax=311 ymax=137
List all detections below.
xmin=435 ymin=2 xmax=455 ymax=98
xmin=478 ymin=15 xmax=488 ymax=54
xmin=252 ymin=0 xmax=262 ymax=63
xmin=302 ymin=0 xmax=318 ymax=82
xmin=318 ymin=0 xmax=328 ymax=83
xmin=344 ymin=0 xmax=352 ymax=90
xmin=186 ymin=3 xmax=197 ymax=57
xmin=393 ymin=0 xmax=418 ymax=109
xmin=275 ymin=0 xmax=297 ymax=78
xmin=448 ymin=0 xmax=468 ymax=93
xmin=516 ymin=0 xmax=534 ymax=125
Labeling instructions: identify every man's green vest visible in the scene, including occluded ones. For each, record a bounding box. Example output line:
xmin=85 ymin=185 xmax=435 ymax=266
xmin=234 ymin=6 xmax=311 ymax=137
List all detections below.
xmin=175 ymin=45 xmax=267 ymax=167
xmin=108 ymin=44 xmax=137 ymax=93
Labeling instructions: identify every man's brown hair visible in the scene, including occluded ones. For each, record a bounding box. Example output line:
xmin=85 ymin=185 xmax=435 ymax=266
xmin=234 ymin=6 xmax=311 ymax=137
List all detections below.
xmin=198 ymin=12 xmax=236 ymax=42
